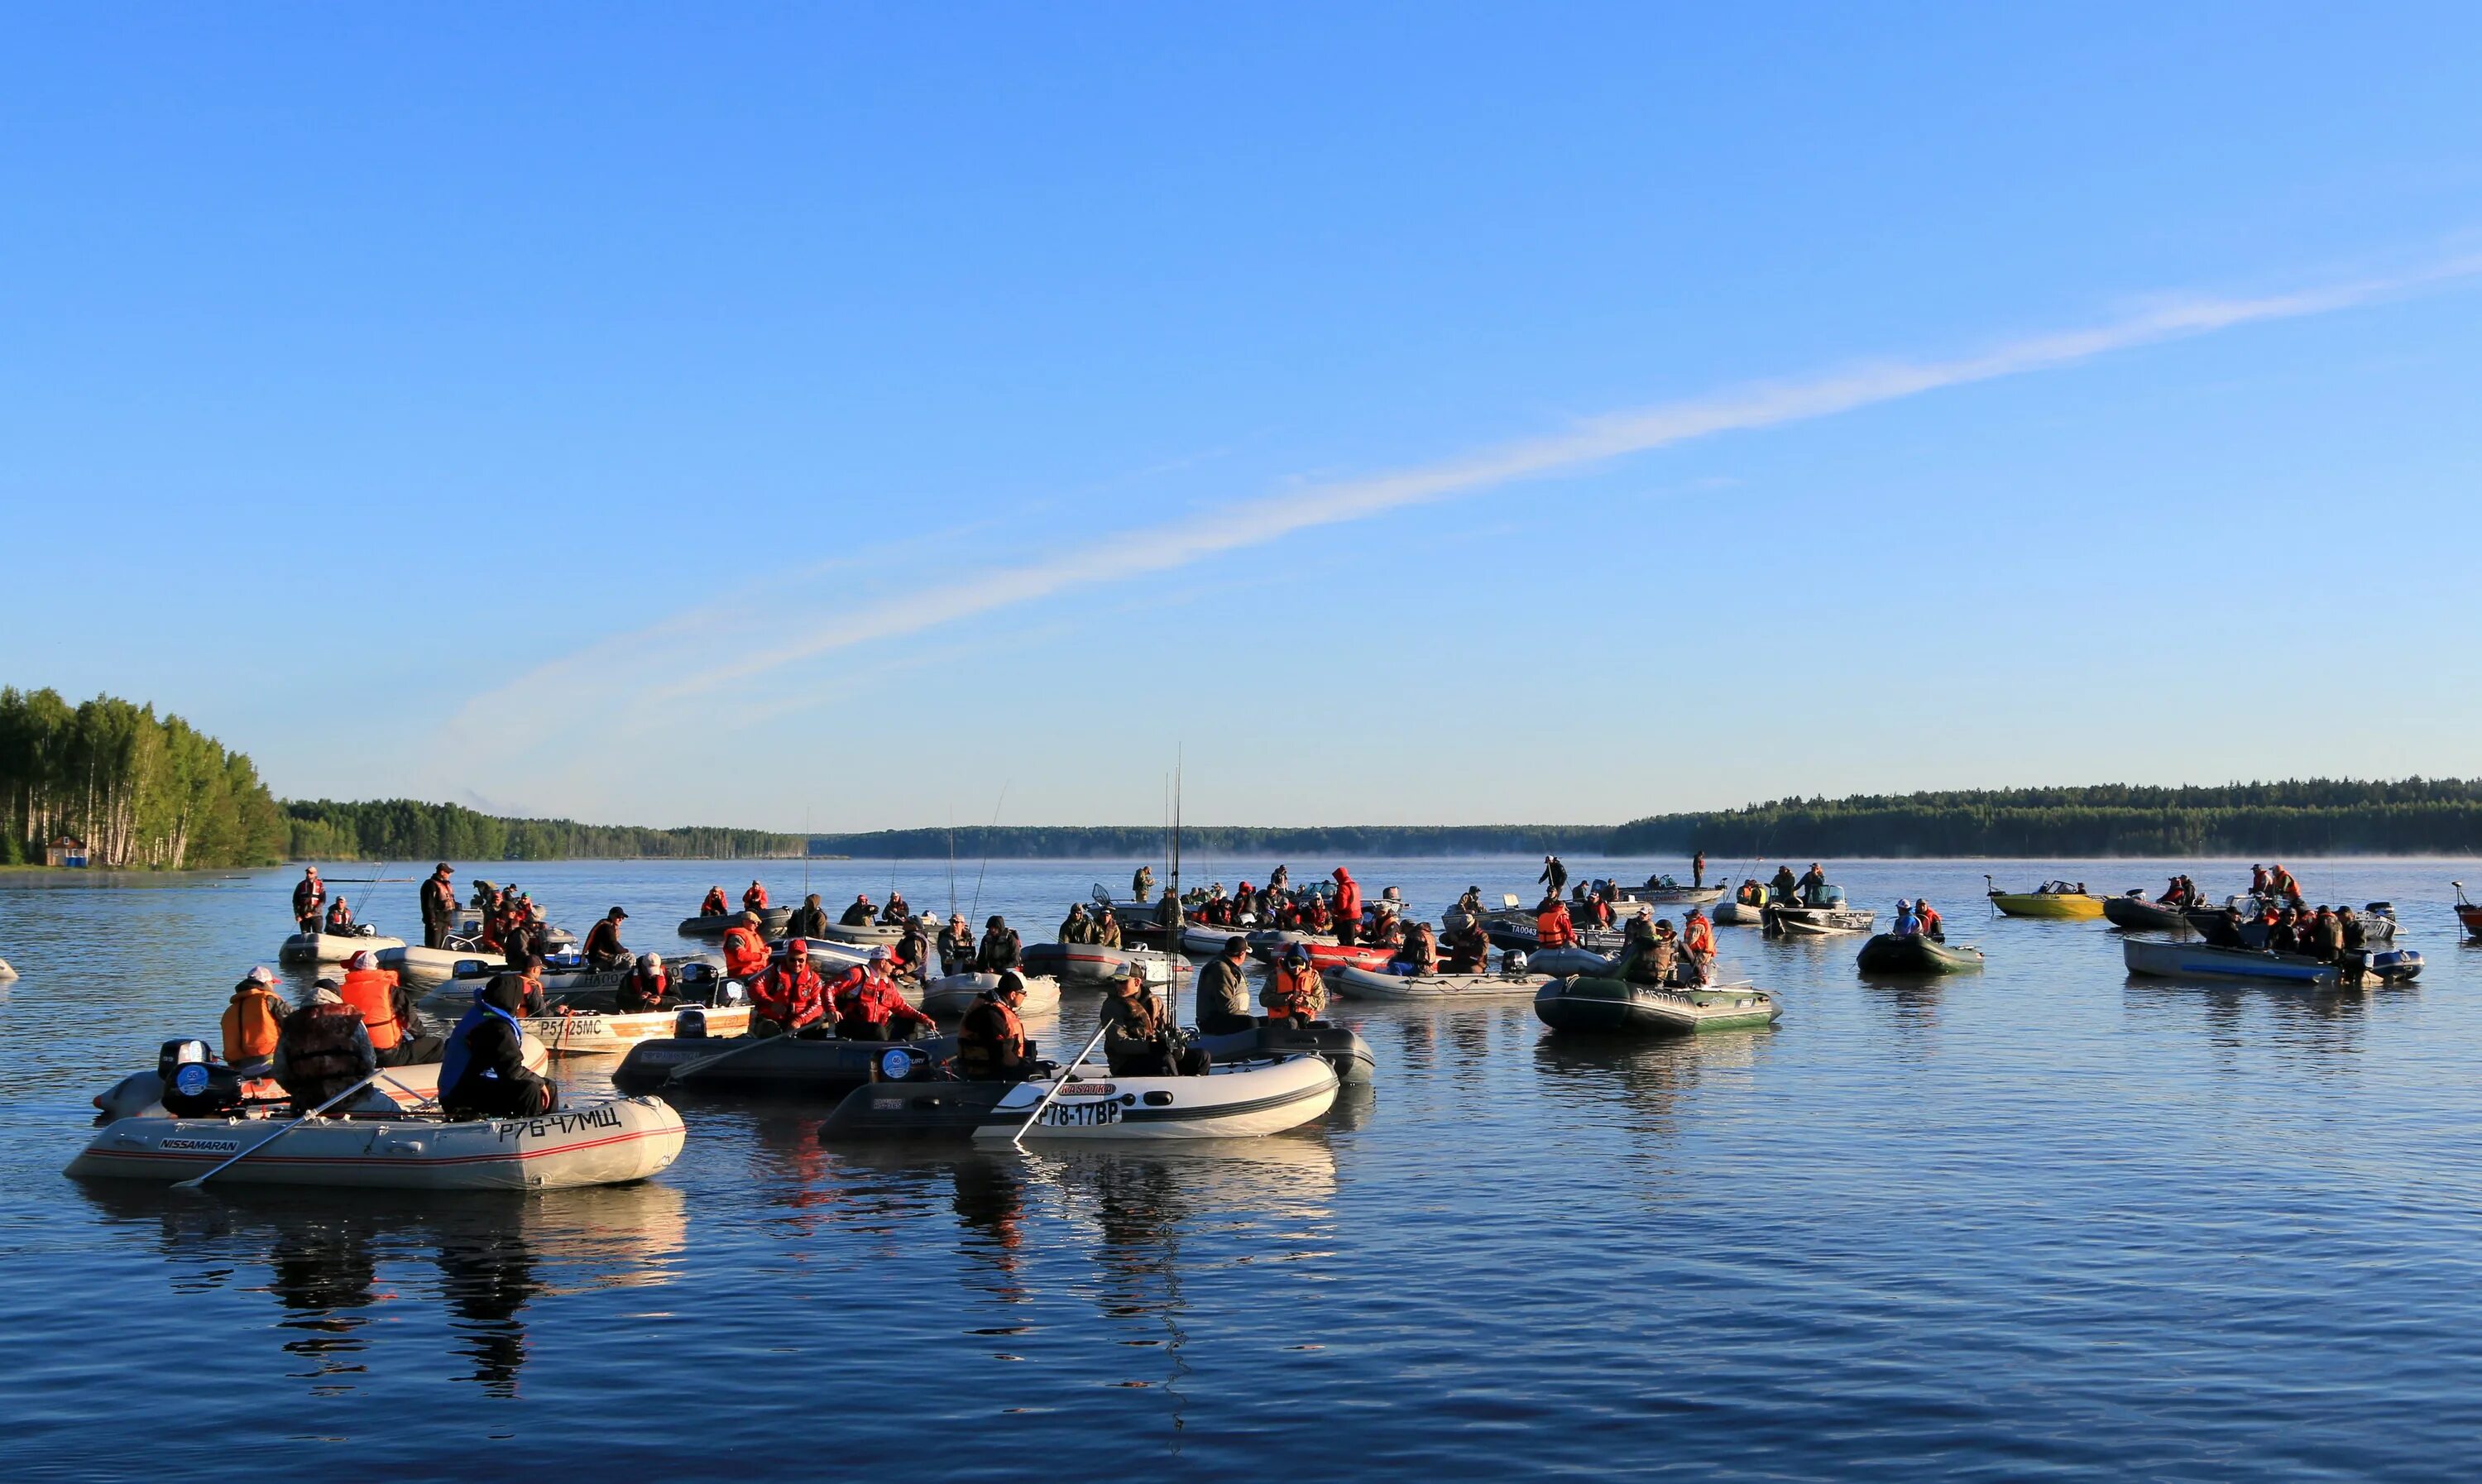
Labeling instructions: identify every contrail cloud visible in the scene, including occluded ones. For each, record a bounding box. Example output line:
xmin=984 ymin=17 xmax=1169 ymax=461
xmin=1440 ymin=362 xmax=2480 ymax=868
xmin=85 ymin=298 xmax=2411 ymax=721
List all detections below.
xmin=438 ymin=253 xmax=2481 ymax=764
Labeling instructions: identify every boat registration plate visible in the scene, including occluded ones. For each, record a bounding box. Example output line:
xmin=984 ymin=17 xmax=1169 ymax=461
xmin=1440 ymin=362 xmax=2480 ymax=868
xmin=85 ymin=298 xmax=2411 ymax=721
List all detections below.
xmin=1038 ymin=1101 xmax=1122 ymax=1128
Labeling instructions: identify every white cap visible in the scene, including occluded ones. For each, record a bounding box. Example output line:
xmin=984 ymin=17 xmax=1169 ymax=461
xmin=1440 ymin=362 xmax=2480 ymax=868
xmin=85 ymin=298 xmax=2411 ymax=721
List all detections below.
xmin=347 ymin=950 xmax=373 ymax=970
xmin=247 ymin=965 xmax=276 ymax=985
xmin=643 ymin=953 xmax=664 ymax=969
xmin=312 ymin=984 xmax=343 ymax=1005
xmin=866 ymin=946 xmax=891 ymax=961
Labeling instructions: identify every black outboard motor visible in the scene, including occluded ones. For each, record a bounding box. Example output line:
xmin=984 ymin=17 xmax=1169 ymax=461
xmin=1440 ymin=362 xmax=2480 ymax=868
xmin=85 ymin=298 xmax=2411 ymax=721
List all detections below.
xmin=156 ymin=1038 xmax=246 ymax=1118
xmin=674 ymin=1007 xmax=710 ymax=1041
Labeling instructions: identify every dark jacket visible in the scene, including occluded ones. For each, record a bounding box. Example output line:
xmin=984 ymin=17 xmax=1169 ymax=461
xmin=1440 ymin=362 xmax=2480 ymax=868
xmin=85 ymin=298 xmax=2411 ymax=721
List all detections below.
xmin=1195 ymin=955 xmax=1253 ymax=1034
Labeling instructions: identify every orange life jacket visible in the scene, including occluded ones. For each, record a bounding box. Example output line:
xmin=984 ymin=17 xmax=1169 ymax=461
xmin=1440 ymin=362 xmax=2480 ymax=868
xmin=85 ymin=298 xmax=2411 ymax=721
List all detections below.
xmin=1917 ymin=907 xmax=1943 ymax=936
xmin=721 ymin=926 xmax=771 ymax=979
xmin=702 ymin=888 xmax=729 ymax=916
xmin=744 ymin=884 xmax=770 ymax=911
xmin=337 ymin=968 xmax=404 ymax=1050
xmin=1536 ymin=906 xmax=1578 ymax=948
xmin=1684 ymin=917 xmax=1714 ymax=955
xmin=1267 ymin=964 xmax=1325 ymax=1018
xmin=223 ymin=984 xmax=285 ymax=1064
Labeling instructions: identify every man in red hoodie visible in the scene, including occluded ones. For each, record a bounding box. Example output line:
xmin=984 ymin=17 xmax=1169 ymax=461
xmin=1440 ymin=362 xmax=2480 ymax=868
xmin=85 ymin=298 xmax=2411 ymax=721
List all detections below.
xmin=1331 ymin=868 xmax=1363 ymax=946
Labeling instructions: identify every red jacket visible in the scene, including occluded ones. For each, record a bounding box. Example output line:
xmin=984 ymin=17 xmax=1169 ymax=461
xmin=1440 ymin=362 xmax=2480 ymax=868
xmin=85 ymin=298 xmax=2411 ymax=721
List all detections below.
xmin=744 ymin=884 xmax=770 ymax=911
xmin=721 ymin=926 xmax=771 ymax=980
xmin=1333 ymin=872 xmax=1362 ymax=922
xmin=750 ymin=962 xmax=827 ymax=1029
xmin=837 ymin=971 xmax=935 ymax=1032
xmin=1536 ymin=904 xmax=1578 ymax=949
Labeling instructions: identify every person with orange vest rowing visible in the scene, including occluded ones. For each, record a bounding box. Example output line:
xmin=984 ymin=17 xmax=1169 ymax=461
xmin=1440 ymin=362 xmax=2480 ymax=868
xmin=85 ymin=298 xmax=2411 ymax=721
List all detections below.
xmin=743 ymin=880 xmax=771 ymax=912
xmin=223 ymin=966 xmax=289 ymax=1068
xmin=338 ymin=950 xmax=443 ymax=1066
xmin=1536 ymin=894 xmax=1579 ymax=950
xmin=1331 ymin=868 xmax=1363 ymax=945
xmin=701 ymin=885 xmax=730 ymax=917
xmin=582 ymin=907 xmax=631 ymax=971
xmin=1263 ymin=943 xmax=1329 ymax=1024
xmin=834 ymin=948 xmax=937 ymax=1041
xmin=721 ymin=912 xmax=772 ymax=981
xmin=750 ymin=939 xmax=830 ymax=1037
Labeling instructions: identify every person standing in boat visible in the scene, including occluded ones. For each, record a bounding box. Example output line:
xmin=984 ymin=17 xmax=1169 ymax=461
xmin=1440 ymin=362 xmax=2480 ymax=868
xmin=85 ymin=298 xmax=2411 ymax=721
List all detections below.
xmin=788 ymin=893 xmax=831 ymax=940
xmin=1331 ymin=868 xmax=1363 ymax=946
xmin=582 ymin=907 xmax=631 ymax=972
xmin=958 ymin=973 xmax=1033 ymax=1080
xmin=1264 ymin=943 xmax=1329 ymax=1024
xmin=1768 ymin=865 xmax=1799 ymax=903
xmin=1268 ymin=864 xmax=1291 ymax=894
xmin=700 ymin=885 xmax=731 ymax=918
xmin=750 ymin=939 xmax=830 ymax=1038
xmin=1152 ymin=892 xmax=1180 ymax=931
xmin=1692 ymin=851 xmax=1706 ymax=889
xmin=1131 ymin=864 xmax=1155 ymax=903
xmin=1101 ymin=966 xmax=1178 ymax=1075
xmin=2249 ymin=864 xmax=2272 ymax=899
xmin=292 ymin=867 xmax=326 ymax=934
xmin=1196 ymin=936 xmax=1256 ymax=1035
xmin=440 ymin=976 xmax=558 ymax=1119
xmin=1798 ymin=864 xmax=1827 ymax=907
xmin=616 ymin=954 xmax=678 ymax=1013
xmin=2270 ymin=864 xmax=2304 ymax=907
xmin=419 ymin=863 xmax=458 ymax=950
xmin=1539 ymin=854 xmax=1568 ymax=897
xmin=1682 ymin=907 xmax=1716 ymax=982
xmin=834 ymin=948 xmax=937 ymax=1041
xmin=937 ymin=913 xmax=976 ymax=975
xmin=2307 ymin=906 xmax=2344 ymax=965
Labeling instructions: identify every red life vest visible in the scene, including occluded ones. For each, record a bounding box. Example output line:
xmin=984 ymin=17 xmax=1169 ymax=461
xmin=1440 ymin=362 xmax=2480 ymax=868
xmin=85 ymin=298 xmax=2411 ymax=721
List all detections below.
xmin=1536 ymin=905 xmax=1578 ymax=948
xmin=744 ymin=884 xmax=770 ymax=911
xmin=721 ymin=926 xmax=771 ymax=979
xmin=1266 ymin=965 xmax=1324 ymax=1018
xmin=1684 ymin=917 xmax=1714 ymax=955
xmin=336 ymin=968 xmax=405 ymax=1050
xmin=702 ymin=888 xmax=729 ymax=916
xmin=1916 ymin=907 xmax=1943 ymax=937
xmin=750 ymin=962 xmax=827 ymax=1028
xmin=841 ymin=974 xmax=930 ymax=1029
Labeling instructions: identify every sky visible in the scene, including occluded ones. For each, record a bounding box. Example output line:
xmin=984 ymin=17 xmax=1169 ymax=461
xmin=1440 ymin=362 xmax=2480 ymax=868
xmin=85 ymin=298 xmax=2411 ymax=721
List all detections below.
xmin=5 ymin=4 xmax=2480 ymax=831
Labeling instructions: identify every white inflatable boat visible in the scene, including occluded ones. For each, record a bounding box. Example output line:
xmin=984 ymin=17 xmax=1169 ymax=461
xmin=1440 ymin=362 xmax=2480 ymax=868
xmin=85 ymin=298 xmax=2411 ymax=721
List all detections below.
xmin=919 ymin=971 xmax=1062 ymax=1019
xmin=279 ymin=928 xmax=408 ymax=965
xmin=521 ymin=1002 xmax=755 ymax=1056
xmin=91 ymin=1036 xmax=552 ymax=1122
xmin=821 ymin=1054 xmax=1339 ymax=1142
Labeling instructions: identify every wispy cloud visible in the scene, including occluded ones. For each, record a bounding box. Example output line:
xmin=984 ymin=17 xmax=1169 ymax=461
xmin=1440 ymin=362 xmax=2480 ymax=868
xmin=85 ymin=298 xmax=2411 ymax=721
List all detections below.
xmin=434 ymin=255 xmax=2482 ymax=772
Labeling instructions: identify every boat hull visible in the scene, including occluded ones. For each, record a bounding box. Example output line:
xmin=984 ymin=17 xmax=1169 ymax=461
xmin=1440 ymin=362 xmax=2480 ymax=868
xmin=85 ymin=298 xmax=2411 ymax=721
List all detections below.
xmin=65 ymin=1097 xmax=686 ymax=1190
xmin=1021 ymin=941 xmax=1178 ymax=986
xmin=678 ymin=907 xmax=793 ymax=937
xmin=2121 ymin=937 xmax=2336 ymax=984
xmin=2102 ymin=895 xmax=2193 ymax=931
xmin=1987 ymin=892 xmax=2107 ymax=919
xmin=1711 ymin=901 xmax=1767 ymax=926
xmin=1194 ymin=1022 xmax=1376 ymax=1083
xmin=1534 ymin=976 xmax=1780 ymax=1035
xmin=1762 ymin=905 xmax=1876 ymax=936
xmin=279 ymin=931 xmax=408 ymax=965
xmin=819 ymin=1055 xmax=1339 ymax=1142
xmin=920 ymin=972 xmax=1061 ymax=1019
xmin=613 ymin=1032 xmax=957 ymax=1096
xmin=1855 ymin=934 xmax=1985 ymax=974
xmin=1329 ymin=965 xmax=1553 ymax=1003
xmin=92 ymin=1036 xmax=552 ymax=1122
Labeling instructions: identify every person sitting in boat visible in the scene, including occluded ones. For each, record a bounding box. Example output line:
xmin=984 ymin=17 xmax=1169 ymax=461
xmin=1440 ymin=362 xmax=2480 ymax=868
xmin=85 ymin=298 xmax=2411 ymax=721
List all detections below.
xmin=1580 ymin=893 xmax=1614 ymax=931
xmin=1234 ymin=881 xmax=1255 ymax=923
xmin=1891 ymin=900 xmax=1921 ymax=937
xmin=1131 ymin=864 xmax=1155 ymax=903
xmin=879 ymin=892 xmax=910 ymax=926
xmin=272 ymin=983 xmax=393 ymax=1114
xmin=721 ymin=912 xmax=772 ymax=982
xmin=582 ymin=907 xmax=631 ymax=972
xmin=1915 ymin=898 xmax=1944 ymax=941
xmin=322 ymin=896 xmax=356 ymax=936
xmin=2199 ymin=905 xmax=2247 ymax=949
xmin=440 ymin=976 xmax=558 ymax=1120
xmin=1264 ymin=943 xmax=1329 ymax=1024
xmin=2307 ymin=906 xmax=2344 ymax=965
xmin=1735 ymin=878 xmax=1764 ymax=907
xmin=976 ymin=916 xmax=1024 ymax=974
xmin=1769 ymin=865 xmax=1799 ymax=904
xmin=1798 ymin=864 xmax=1827 ymax=907
xmin=339 ymin=950 xmax=442 ymax=1067
xmin=743 ymin=880 xmax=771 ymax=913
xmin=1443 ymin=918 xmax=1493 ymax=973
xmin=501 ymin=909 xmax=549 ymax=969
xmin=1455 ymin=885 xmax=1485 ymax=919
xmin=1365 ymin=909 xmax=1405 ymax=952
xmin=893 ymin=917 xmax=931 ymax=981
xmin=1101 ymin=967 xmax=1179 ymax=1075
xmin=750 ymin=940 xmax=831 ymax=1038
xmin=1152 ymin=892 xmax=1181 ymax=931
xmin=833 ymin=893 xmax=872 ymax=927
xmin=835 ymin=948 xmax=937 ymax=1041
xmin=1681 ymin=909 xmax=1716 ymax=983
xmin=783 ymin=893 xmax=829 ymax=939
xmin=510 ymin=955 xmax=552 ymax=1017
xmin=1392 ymin=922 xmax=1439 ymax=976
xmin=1093 ymin=907 xmax=1122 ymax=950
xmin=616 ymin=954 xmax=678 ymax=1013
xmin=1535 ymin=894 xmax=1579 ymax=950
xmin=1303 ymin=895 xmax=1333 ymax=934
xmin=700 ymin=885 xmax=731 ymax=918
xmin=2264 ymin=907 xmax=2302 ymax=955
xmin=1057 ymin=902 xmax=1098 ymax=945
xmin=1617 ymin=922 xmax=1679 ymax=989
xmin=1623 ymin=905 xmax=1656 ymax=950
xmin=937 ymin=913 xmax=977 ymax=975
xmin=292 ymin=867 xmax=325 ymax=934
xmin=1196 ymin=936 xmax=1256 ymax=1036
xmin=1331 ymin=868 xmax=1363 ymax=946
xmin=958 ymin=972 xmax=1034 ymax=1080
xmin=222 ymin=966 xmax=288 ymax=1070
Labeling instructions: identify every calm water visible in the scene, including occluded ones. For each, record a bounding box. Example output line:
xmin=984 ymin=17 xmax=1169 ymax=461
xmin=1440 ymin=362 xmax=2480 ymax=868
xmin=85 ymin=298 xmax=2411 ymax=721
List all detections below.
xmin=6 ymin=855 xmax=2480 ymax=1481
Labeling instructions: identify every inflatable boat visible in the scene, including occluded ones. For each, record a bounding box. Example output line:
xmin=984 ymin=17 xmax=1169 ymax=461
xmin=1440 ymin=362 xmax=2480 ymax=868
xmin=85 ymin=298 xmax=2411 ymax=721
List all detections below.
xmin=613 ymin=1032 xmax=960 ymax=1097
xmin=65 ymin=1096 xmax=686 ymax=1190
xmin=678 ymin=906 xmax=793 ymax=937
xmin=919 ymin=971 xmax=1061 ymax=1019
xmin=1711 ymin=900 xmax=1767 ymax=926
xmin=817 ymin=1053 xmax=1339 ymax=1142
xmin=1617 ymin=883 xmax=1726 ymax=907
xmin=521 ymin=999 xmax=753 ymax=1056
xmin=816 ymin=919 xmax=905 ymax=947
xmin=1329 ymin=965 xmax=1553 ymax=1003
xmin=1534 ymin=976 xmax=1781 ymax=1034
xmin=1519 ymin=946 xmax=1617 ymax=976
xmin=1258 ymin=941 xmax=1398 ymax=973
xmin=1192 ymin=1021 xmax=1376 ymax=1083
xmin=91 ymin=1036 xmax=551 ymax=1123
xmin=278 ymin=928 xmax=407 ymax=965
xmin=2123 ymin=937 xmax=2422 ymax=987
xmin=1022 ymin=941 xmax=1179 ymax=987
xmin=1761 ymin=904 xmax=1876 ymax=937
xmin=2101 ymin=893 xmax=2195 ymax=931
xmin=1854 ymin=934 xmax=1986 ymax=974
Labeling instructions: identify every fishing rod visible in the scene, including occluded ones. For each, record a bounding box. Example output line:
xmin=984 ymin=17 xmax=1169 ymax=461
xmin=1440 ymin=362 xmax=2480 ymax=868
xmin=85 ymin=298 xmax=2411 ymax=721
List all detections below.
xmin=966 ymin=783 xmax=1008 ymax=927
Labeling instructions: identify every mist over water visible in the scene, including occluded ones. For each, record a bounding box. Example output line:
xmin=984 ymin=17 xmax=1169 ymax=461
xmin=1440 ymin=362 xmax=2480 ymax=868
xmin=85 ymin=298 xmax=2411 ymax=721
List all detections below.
xmin=7 ymin=856 xmax=2480 ymax=1481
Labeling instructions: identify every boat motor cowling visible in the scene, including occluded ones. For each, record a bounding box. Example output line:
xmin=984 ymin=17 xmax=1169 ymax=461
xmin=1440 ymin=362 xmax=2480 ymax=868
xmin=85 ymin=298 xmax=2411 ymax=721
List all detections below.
xmin=156 ymin=1039 xmax=213 ymax=1082
xmin=674 ymin=1007 xmax=709 ymax=1041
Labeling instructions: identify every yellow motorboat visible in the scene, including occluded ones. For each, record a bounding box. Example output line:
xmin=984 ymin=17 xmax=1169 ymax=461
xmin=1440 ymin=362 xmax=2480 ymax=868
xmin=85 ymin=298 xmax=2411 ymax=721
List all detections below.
xmin=1984 ymin=877 xmax=2107 ymax=919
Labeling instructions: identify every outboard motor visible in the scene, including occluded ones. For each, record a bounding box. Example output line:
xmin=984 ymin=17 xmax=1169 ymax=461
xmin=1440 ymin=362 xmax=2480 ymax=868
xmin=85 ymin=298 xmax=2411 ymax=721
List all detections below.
xmin=717 ymin=979 xmax=748 ymax=1005
xmin=1502 ymin=950 xmax=1529 ymax=976
xmin=156 ymin=1039 xmax=244 ymax=1118
xmin=674 ymin=1007 xmax=709 ymax=1041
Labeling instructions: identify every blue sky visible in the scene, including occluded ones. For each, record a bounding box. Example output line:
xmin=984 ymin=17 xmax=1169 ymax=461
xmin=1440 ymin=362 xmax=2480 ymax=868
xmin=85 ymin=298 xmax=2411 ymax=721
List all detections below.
xmin=5 ymin=5 xmax=2480 ymax=830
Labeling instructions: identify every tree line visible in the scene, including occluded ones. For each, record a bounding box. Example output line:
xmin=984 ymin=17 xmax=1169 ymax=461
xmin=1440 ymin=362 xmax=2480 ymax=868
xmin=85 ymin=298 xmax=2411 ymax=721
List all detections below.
xmin=804 ymin=824 xmax=1615 ymax=860
xmin=1608 ymin=778 xmax=2482 ymax=857
xmin=284 ymin=798 xmax=808 ymax=862
xmin=0 ymin=687 xmax=288 ymax=869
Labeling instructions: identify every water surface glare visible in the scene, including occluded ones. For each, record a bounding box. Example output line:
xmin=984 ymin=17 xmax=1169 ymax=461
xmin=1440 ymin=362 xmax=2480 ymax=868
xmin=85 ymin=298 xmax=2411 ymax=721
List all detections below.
xmin=6 ymin=856 xmax=2480 ymax=1480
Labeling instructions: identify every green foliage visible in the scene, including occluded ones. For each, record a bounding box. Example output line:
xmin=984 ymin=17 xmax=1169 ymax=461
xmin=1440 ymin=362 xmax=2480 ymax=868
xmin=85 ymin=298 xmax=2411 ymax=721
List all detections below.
xmin=807 ymin=825 xmax=1613 ymax=859
xmin=283 ymin=798 xmax=807 ymax=862
xmin=1609 ymin=778 xmax=2482 ymax=857
xmin=0 ymin=687 xmax=288 ymax=869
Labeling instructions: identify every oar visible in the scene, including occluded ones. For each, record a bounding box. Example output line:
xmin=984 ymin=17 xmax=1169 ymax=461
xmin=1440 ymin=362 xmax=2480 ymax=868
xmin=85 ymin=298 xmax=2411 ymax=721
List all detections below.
xmin=172 ymin=1072 xmax=386 ymax=1190
xmin=1009 ymin=1017 xmax=1115 ymax=1151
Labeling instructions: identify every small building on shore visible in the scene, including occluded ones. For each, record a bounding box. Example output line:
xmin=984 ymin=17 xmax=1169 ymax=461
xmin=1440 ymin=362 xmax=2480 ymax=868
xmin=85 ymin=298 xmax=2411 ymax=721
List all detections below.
xmin=46 ymin=835 xmax=89 ymax=868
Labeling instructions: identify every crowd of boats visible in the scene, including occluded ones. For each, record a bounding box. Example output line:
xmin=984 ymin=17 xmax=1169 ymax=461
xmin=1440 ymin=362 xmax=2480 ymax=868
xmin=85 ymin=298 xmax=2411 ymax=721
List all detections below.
xmin=56 ymin=853 xmax=2475 ymax=1200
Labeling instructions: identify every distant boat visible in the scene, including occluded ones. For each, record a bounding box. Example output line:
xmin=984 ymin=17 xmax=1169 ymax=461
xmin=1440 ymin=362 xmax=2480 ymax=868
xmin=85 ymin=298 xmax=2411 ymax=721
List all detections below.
xmin=1856 ymin=933 xmax=1985 ymax=974
xmin=1986 ymin=877 xmax=2107 ymax=919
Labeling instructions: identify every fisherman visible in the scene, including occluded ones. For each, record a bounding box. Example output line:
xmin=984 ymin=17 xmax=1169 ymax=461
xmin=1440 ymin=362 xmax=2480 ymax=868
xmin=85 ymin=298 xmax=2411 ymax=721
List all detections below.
xmin=2249 ymin=864 xmax=2272 ymax=898
xmin=2199 ymin=905 xmax=2247 ymax=949
xmin=1131 ymin=864 xmax=1155 ymax=903
xmin=1682 ymin=907 xmax=1716 ymax=982
xmin=616 ymin=954 xmax=678 ymax=1013
xmin=512 ymin=955 xmax=552 ymax=1017
xmin=1892 ymin=900 xmax=1921 ymax=937
xmin=1442 ymin=917 xmax=1492 ymax=973
xmin=700 ymin=885 xmax=730 ymax=917
xmin=1617 ymin=921 xmax=1679 ymax=988
xmin=957 ymin=972 xmax=1034 ymax=1080
xmin=788 ymin=893 xmax=831 ymax=939
xmin=750 ymin=938 xmax=830 ymax=1037
xmin=1268 ymin=864 xmax=1291 ymax=893
xmin=1736 ymin=878 xmax=1765 ymax=907
xmin=1623 ymin=904 xmax=1656 ymax=950
xmin=338 ymin=950 xmax=441 ymax=1067
xmin=838 ymin=893 xmax=876 ymax=927
xmin=1535 ymin=893 xmax=1579 ymax=950
xmin=1264 ymin=943 xmax=1328 ymax=1025
xmin=2338 ymin=905 xmax=2367 ymax=953
xmin=1539 ymin=854 xmax=1568 ymax=897
xmin=322 ymin=896 xmax=356 ymax=936
xmin=1456 ymin=885 xmax=1485 ymax=918
xmin=1100 ymin=965 xmax=1178 ymax=1075
xmin=971 ymin=915 xmax=1022 ymax=974
xmin=743 ymin=880 xmax=771 ymax=913
xmin=272 ymin=982 xmax=387 ymax=1113
xmin=292 ymin=867 xmax=326 ymax=933
xmin=937 ymin=913 xmax=977 ymax=975
xmin=419 ymin=863 xmax=458 ymax=949
xmin=1916 ymin=898 xmax=1944 ymax=941
xmin=1769 ymin=864 xmax=1799 ymax=903
xmin=440 ymin=975 xmax=558 ymax=1119
xmin=834 ymin=948 xmax=937 ymax=1041
xmin=879 ymin=892 xmax=910 ymax=925
xmin=720 ymin=911 xmax=772 ymax=982
xmin=1580 ymin=893 xmax=1614 ymax=930
xmin=893 ymin=916 xmax=931 ymax=981
xmin=2271 ymin=864 xmax=2304 ymax=906
xmin=1692 ymin=850 xmax=1706 ymax=889
xmin=1093 ymin=907 xmax=1123 ymax=950
xmin=1196 ymin=936 xmax=1256 ymax=1035
xmin=1152 ymin=892 xmax=1181 ymax=931
xmin=498 ymin=907 xmax=545 ymax=969
xmin=2307 ymin=906 xmax=2344 ymax=965
xmin=2266 ymin=907 xmax=2302 ymax=955
xmin=1057 ymin=902 xmax=1097 ymax=945
xmin=1798 ymin=864 xmax=1827 ymax=907
xmin=1331 ymin=867 xmax=1363 ymax=946
xmin=582 ymin=907 xmax=631 ymax=971
xmin=222 ymin=966 xmax=288 ymax=1069
xmin=1393 ymin=921 xmax=1439 ymax=975
xmin=1363 ymin=907 xmax=1405 ymax=951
